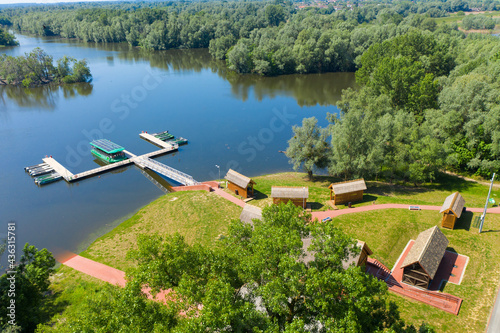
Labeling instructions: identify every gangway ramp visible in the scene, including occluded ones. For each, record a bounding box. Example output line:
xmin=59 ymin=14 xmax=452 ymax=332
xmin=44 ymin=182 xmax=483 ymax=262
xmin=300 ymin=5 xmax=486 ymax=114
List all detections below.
xmin=134 ymin=156 xmax=199 ymax=186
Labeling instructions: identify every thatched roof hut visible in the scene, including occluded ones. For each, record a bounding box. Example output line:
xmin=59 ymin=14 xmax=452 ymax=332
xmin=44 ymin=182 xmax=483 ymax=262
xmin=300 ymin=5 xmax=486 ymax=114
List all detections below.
xmin=225 ymin=169 xmax=256 ymax=198
xmin=439 ymin=192 xmax=465 ymax=229
xmin=239 ymin=204 xmax=263 ymax=225
xmin=300 ymin=238 xmax=372 ymax=268
xmin=271 ymin=186 xmax=309 ymax=208
xmin=328 ymin=179 xmax=367 ymax=205
xmin=401 ymin=226 xmax=449 ymax=288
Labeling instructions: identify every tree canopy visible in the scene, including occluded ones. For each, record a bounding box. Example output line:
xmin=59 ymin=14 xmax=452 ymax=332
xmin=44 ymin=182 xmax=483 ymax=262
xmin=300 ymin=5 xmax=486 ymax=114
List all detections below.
xmin=0 ymin=243 xmax=56 ymax=332
xmin=123 ymin=202 xmax=429 ymax=332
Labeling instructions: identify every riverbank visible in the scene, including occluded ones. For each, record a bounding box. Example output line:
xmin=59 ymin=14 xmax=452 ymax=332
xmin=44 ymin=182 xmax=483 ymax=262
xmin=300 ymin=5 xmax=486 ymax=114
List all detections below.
xmin=41 ymin=171 xmax=500 ymax=332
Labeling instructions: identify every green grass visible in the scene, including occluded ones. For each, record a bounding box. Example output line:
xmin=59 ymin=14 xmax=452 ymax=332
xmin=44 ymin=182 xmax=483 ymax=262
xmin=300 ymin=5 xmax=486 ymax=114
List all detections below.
xmin=247 ymin=172 xmax=500 ymax=211
xmin=37 ymin=266 xmax=108 ymax=332
xmin=48 ymin=172 xmax=500 ymax=332
xmin=332 ymin=209 xmax=500 ymax=332
xmin=80 ymin=190 xmax=242 ymax=271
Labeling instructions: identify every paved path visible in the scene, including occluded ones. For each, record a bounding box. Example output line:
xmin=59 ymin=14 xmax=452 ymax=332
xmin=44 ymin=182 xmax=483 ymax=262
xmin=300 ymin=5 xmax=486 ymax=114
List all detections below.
xmin=311 ymin=203 xmax=500 ymax=220
xmin=62 ymin=254 xmax=173 ymax=303
xmin=212 ymin=187 xmax=246 ymax=207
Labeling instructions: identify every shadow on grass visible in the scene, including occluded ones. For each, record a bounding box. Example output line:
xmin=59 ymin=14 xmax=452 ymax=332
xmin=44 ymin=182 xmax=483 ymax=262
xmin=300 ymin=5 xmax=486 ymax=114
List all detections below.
xmin=40 ymin=290 xmax=69 ymax=327
xmin=454 ymin=211 xmax=474 ymax=231
xmin=253 ymin=189 xmax=268 ymax=200
xmin=309 ymin=202 xmax=324 ymax=210
xmin=365 ymin=172 xmax=477 ymax=198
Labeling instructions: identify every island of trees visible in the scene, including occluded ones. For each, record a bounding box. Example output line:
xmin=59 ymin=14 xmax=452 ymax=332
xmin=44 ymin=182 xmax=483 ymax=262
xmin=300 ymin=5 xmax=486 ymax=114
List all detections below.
xmin=0 ymin=48 xmax=92 ymax=87
xmin=0 ymin=26 xmax=17 ymax=46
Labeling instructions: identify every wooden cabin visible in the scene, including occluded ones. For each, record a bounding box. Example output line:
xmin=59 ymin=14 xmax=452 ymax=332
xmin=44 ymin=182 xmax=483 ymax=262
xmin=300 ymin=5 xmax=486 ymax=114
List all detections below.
xmin=271 ymin=186 xmax=309 ymax=208
xmin=225 ymin=169 xmax=256 ymax=199
xmin=401 ymin=226 xmax=449 ymax=289
xmin=301 ymin=238 xmax=372 ymax=268
xmin=328 ymin=179 xmax=367 ymax=205
xmin=239 ymin=205 xmax=262 ymax=225
xmin=439 ymin=192 xmax=465 ymax=229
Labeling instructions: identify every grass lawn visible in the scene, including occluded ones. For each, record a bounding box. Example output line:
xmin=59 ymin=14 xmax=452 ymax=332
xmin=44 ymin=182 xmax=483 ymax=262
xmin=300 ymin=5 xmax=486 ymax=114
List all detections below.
xmin=50 ymin=171 xmax=500 ymax=332
xmin=247 ymin=172 xmax=500 ymax=211
xmin=36 ymin=266 xmax=108 ymax=332
xmin=332 ymin=208 xmax=500 ymax=332
xmin=80 ymin=190 xmax=242 ymax=271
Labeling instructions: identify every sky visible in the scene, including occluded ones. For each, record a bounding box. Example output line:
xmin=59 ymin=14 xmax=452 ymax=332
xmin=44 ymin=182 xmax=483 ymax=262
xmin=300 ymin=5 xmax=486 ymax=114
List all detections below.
xmin=0 ymin=0 xmax=117 ymax=4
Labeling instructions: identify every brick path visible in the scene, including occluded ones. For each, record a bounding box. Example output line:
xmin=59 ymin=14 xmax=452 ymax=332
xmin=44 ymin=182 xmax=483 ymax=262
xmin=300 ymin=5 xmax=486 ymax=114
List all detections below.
xmin=62 ymin=254 xmax=173 ymax=303
xmin=312 ymin=203 xmax=500 ymax=221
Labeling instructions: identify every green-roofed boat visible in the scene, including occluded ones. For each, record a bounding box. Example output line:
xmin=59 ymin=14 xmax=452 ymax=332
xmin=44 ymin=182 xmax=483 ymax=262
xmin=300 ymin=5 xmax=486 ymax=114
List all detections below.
xmin=90 ymin=139 xmax=128 ymax=164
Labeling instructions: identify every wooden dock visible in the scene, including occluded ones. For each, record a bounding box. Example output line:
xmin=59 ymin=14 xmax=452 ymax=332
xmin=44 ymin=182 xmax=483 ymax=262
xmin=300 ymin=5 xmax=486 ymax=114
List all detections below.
xmin=36 ymin=143 xmax=185 ymax=184
xmin=29 ymin=133 xmax=193 ymax=186
xmin=42 ymin=157 xmax=74 ymax=181
xmin=140 ymin=133 xmax=178 ymax=150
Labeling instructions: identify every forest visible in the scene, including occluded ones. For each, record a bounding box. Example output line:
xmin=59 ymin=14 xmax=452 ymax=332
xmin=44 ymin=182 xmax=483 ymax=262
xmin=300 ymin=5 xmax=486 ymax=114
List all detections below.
xmin=0 ymin=48 xmax=92 ymax=86
xmin=0 ymin=0 xmax=499 ymax=177
xmin=0 ymin=0 xmax=495 ymax=75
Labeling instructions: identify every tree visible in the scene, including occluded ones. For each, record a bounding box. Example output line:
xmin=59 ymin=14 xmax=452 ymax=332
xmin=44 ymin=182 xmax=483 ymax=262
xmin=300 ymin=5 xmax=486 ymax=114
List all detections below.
xmin=0 ymin=27 xmax=18 ymax=46
xmin=54 ymin=281 xmax=178 ymax=332
xmin=285 ymin=117 xmax=329 ymax=180
xmin=127 ymin=203 xmax=408 ymax=332
xmin=0 ymin=243 xmax=56 ymax=332
xmin=265 ymin=4 xmax=286 ymax=27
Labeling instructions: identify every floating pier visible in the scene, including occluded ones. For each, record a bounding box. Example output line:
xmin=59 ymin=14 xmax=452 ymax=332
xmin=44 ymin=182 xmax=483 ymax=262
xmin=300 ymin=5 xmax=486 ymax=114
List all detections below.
xmin=25 ymin=130 xmax=197 ymax=187
xmin=140 ymin=132 xmax=179 ymax=150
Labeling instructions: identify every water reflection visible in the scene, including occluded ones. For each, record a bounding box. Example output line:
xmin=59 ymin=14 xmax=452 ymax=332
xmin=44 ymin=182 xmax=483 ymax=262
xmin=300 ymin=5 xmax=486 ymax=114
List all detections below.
xmin=0 ymin=83 xmax=93 ymax=110
xmin=3 ymin=33 xmax=356 ymax=108
xmin=114 ymin=48 xmax=357 ymax=106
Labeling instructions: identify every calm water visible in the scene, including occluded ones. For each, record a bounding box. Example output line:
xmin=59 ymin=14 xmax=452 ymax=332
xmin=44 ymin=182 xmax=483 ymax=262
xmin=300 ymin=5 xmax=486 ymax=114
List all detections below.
xmin=0 ymin=34 xmax=356 ymax=263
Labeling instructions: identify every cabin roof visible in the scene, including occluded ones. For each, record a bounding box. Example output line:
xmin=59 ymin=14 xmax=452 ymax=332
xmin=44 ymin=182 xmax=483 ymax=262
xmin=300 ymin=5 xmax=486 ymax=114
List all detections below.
xmin=401 ymin=226 xmax=449 ymax=279
xmin=90 ymin=139 xmax=124 ymax=154
xmin=239 ymin=204 xmax=263 ymax=225
xmin=328 ymin=179 xmax=367 ymax=195
xmin=271 ymin=186 xmax=309 ymax=199
xmin=225 ymin=169 xmax=255 ymax=189
xmin=439 ymin=192 xmax=465 ymax=218
xmin=300 ymin=238 xmax=371 ymax=268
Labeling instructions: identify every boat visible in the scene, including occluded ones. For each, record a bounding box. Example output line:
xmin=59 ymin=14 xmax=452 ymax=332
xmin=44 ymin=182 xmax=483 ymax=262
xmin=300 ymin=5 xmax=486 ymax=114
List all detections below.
xmin=171 ymin=137 xmax=188 ymax=145
xmin=90 ymin=139 xmax=128 ymax=164
xmin=35 ymin=172 xmax=61 ymax=185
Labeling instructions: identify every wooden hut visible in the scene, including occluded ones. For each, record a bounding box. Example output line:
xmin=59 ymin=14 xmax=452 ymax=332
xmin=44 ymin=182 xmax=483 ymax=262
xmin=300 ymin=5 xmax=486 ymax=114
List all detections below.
xmin=401 ymin=226 xmax=449 ymax=289
xmin=439 ymin=192 xmax=465 ymax=229
xmin=301 ymin=238 xmax=372 ymax=268
xmin=271 ymin=186 xmax=309 ymax=208
xmin=225 ymin=169 xmax=256 ymax=199
xmin=328 ymin=179 xmax=367 ymax=205
xmin=239 ymin=205 xmax=262 ymax=225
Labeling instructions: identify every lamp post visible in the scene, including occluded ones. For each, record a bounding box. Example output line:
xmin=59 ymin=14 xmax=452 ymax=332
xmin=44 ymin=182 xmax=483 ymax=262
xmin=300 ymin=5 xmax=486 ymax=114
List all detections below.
xmin=215 ymin=165 xmax=220 ymax=188
xmin=479 ymin=172 xmax=496 ymax=233
xmin=303 ymin=187 xmax=306 ymax=210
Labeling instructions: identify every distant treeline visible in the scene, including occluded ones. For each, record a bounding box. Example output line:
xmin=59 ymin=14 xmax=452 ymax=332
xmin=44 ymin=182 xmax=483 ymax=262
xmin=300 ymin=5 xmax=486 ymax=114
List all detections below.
xmin=1 ymin=0 xmax=499 ymax=75
xmin=0 ymin=48 xmax=92 ymax=87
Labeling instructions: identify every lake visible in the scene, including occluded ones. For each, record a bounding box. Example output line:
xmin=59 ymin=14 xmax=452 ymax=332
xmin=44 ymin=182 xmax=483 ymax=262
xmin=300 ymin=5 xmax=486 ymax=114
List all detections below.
xmin=0 ymin=33 xmax=356 ymax=264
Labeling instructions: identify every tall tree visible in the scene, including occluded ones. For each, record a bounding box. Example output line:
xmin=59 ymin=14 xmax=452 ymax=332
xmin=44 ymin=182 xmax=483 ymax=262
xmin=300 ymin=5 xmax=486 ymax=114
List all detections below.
xmin=285 ymin=117 xmax=329 ymax=180
xmin=0 ymin=243 xmax=56 ymax=332
xmin=127 ymin=203 xmax=411 ymax=332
